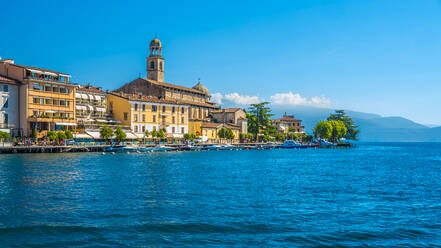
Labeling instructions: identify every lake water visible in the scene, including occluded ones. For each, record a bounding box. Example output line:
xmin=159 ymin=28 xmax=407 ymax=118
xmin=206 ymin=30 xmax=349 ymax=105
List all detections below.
xmin=1 ymin=143 xmax=441 ymax=247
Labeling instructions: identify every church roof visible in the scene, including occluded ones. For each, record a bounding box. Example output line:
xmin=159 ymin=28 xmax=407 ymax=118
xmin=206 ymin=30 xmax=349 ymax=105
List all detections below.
xmin=192 ymin=82 xmax=210 ymax=96
xmin=150 ymin=38 xmax=162 ymax=47
xmin=141 ymin=78 xmax=209 ymax=95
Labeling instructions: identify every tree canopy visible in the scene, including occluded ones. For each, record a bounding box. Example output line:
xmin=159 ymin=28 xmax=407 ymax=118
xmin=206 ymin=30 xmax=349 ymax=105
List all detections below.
xmin=313 ymin=121 xmax=333 ymax=140
xmin=47 ymin=131 xmax=57 ymax=141
xmin=247 ymin=102 xmax=274 ymax=141
xmin=64 ymin=130 xmax=73 ymax=139
xmin=0 ymin=131 xmax=10 ymax=140
xmin=327 ymin=110 xmax=359 ymax=140
xmin=313 ymin=120 xmax=347 ymax=142
xmin=157 ymin=129 xmax=166 ymax=139
xmin=115 ymin=127 xmax=127 ymax=143
xmin=100 ymin=126 xmax=114 ymax=140
xmin=56 ymin=131 xmax=67 ymax=141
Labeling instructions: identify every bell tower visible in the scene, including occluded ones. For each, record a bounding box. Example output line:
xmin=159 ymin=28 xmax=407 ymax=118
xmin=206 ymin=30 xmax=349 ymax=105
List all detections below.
xmin=146 ymin=38 xmax=164 ymax=82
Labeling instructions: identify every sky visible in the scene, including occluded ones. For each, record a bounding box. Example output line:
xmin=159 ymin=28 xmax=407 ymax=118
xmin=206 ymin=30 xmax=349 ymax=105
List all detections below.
xmin=2 ymin=0 xmax=441 ymax=125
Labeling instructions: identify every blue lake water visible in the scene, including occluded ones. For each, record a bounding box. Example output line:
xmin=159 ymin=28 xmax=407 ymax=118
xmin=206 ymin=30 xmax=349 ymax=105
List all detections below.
xmin=1 ymin=143 xmax=441 ymax=247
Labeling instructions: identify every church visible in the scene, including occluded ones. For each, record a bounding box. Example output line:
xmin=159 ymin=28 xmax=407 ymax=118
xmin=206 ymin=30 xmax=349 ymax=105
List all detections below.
xmin=113 ymin=38 xmax=220 ymax=121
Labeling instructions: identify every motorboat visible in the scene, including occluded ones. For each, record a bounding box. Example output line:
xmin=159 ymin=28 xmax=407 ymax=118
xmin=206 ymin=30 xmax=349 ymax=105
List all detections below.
xmin=152 ymin=145 xmax=177 ymax=152
xmin=279 ymin=140 xmax=307 ymax=149
xmin=103 ymin=145 xmax=138 ymax=152
xmin=319 ymin=140 xmax=337 ymax=148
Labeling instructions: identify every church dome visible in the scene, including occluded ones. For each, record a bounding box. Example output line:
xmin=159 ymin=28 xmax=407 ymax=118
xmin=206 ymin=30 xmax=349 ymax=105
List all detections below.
xmin=150 ymin=38 xmax=162 ymax=47
xmin=192 ymin=82 xmax=210 ymax=96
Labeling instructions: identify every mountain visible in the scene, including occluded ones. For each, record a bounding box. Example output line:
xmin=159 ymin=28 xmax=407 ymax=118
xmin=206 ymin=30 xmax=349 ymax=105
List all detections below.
xmin=270 ymin=105 xmax=441 ymax=142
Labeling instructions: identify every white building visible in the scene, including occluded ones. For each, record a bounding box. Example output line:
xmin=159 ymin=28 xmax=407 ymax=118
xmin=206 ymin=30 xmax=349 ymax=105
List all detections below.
xmin=0 ymin=75 xmax=20 ymax=136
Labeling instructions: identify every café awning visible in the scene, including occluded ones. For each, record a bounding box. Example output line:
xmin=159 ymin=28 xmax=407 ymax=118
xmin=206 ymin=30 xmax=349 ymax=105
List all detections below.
xmin=96 ymin=107 xmax=106 ymax=112
xmin=56 ymin=122 xmax=77 ymax=126
xmin=73 ymin=133 xmax=93 ymax=139
xmin=125 ymin=131 xmax=139 ymax=139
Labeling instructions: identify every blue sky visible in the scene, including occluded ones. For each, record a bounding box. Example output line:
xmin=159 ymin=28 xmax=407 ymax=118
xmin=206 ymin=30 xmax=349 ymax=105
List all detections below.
xmin=2 ymin=0 xmax=441 ymax=125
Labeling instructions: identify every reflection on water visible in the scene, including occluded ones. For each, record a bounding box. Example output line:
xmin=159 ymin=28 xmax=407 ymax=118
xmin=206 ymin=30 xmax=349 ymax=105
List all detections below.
xmin=1 ymin=143 xmax=441 ymax=247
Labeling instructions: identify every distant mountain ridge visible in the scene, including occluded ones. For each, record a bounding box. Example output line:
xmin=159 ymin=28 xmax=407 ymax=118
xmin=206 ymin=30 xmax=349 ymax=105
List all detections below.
xmin=269 ymin=105 xmax=441 ymax=142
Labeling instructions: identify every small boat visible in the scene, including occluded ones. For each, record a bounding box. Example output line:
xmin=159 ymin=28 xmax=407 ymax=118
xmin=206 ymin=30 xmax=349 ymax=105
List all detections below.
xmin=279 ymin=140 xmax=307 ymax=149
xmin=204 ymin=144 xmax=223 ymax=150
xmin=152 ymin=145 xmax=177 ymax=152
xmin=319 ymin=140 xmax=337 ymax=148
xmin=103 ymin=145 xmax=138 ymax=152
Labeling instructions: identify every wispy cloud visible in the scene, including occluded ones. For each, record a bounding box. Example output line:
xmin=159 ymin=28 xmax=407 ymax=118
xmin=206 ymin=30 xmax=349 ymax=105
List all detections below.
xmin=211 ymin=92 xmax=260 ymax=105
xmin=212 ymin=91 xmax=331 ymax=107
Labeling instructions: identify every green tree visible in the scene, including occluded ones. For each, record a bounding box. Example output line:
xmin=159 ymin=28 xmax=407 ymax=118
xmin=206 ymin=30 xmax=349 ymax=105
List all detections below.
xmin=157 ymin=129 xmax=166 ymax=139
xmin=217 ymin=127 xmax=228 ymax=142
xmin=115 ymin=127 xmax=127 ymax=143
xmin=56 ymin=132 xmax=67 ymax=144
xmin=247 ymin=102 xmax=274 ymax=141
xmin=47 ymin=131 xmax=57 ymax=142
xmin=64 ymin=130 xmax=73 ymax=139
xmin=226 ymin=128 xmax=235 ymax=142
xmin=31 ymin=127 xmax=38 ymax=139
xmin=329 ymin=120 xmax=347 ymax=142
xmin=313 ymin=121 xmax=333 ymax=140
xmin=327 ymin=110 xmax=359 ymax=140
xmin=145 ymin=130 xmax=150 ymax=138
xmin=0 ymin=131 xmax=10 ymax=140
xmin=99 ymin=126 xmax=114 ymax=142
xmin=184 ymin=133 xmax=192 ymax=141
xmin=276 ymin=134 xmax=286 ymax=141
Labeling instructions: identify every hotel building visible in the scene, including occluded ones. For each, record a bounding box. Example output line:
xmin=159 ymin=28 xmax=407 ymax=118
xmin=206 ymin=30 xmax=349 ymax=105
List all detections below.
xmin=108 ymin=92 xmax=189 ymax=138
xmin=0 ymin=59 xmax=76 ymax=137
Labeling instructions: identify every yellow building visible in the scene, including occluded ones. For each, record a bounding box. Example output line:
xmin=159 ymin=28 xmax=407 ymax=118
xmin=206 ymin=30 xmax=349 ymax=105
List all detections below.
xmin=107 ymin=92 xmax=189 ymax=139
xmin=0 ymin=59 xmax=76 ymax=136
xmin=199 ymin=122 xmax=240 ymax=143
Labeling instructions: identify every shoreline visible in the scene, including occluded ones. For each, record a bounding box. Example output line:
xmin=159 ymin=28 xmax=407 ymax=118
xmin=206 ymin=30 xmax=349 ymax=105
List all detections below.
xmin=0 ymin=142 xmax=352 ymax=154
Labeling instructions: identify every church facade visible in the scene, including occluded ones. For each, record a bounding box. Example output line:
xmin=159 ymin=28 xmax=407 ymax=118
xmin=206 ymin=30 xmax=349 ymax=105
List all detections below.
xmin=111 ymin=38 xmax=220 ymax=137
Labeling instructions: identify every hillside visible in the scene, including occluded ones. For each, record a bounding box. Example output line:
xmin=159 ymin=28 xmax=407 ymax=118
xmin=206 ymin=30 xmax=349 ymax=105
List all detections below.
xmin=270 ymin=105 xmax=441 ymax=142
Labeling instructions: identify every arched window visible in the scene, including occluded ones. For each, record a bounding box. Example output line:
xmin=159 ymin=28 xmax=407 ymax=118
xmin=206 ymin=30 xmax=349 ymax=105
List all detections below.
xmin=150 ymin=61 xmax=155 ymax=69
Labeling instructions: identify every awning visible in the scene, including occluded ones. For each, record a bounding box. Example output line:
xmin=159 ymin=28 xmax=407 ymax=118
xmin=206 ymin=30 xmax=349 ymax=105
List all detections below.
xmin=27 ymin=69 xmax=44 ymax=74
xmin=95 ymin=95 xmax=102 ymax=101
xmin=56 ymin=122 xmax=77 ymax=126
xmin=87 ymin=105 xmax=94 ymax=111
xmin=81 ymin=94 xmax=88 ymax=99
xmin=45 ymin=110 xmax=56 ymax=113
xmin=86 ymin=130 xmax=101 ymax=139
xmin=44 ymin=71 xmax=58 ymax=76
xmin=87 ymin=94 xmax=94 ymax=100
xmin=76 ymin=105 xmax=87 ymax=110
xmin=74 ymin=133 xmax=92 ymax=139
xmin=96 ymin=119 xmax=108 ymax=123
xmin=96 ymin=107 xmax=106 ymax=112
xmin=172 ymin=134 xmax=184 ymax=138
xmin=75 ymin=93 xmax=82 ymax=98
xmin=125 ymin=131 xmax=139 ymax=139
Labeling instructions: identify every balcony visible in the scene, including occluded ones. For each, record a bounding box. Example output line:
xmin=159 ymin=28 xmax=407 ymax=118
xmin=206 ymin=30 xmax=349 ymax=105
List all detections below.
xmin=26 ymin=75 xmax=71 ymax=86
xmin=27 ymin=115 xmax=76 ymax=123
